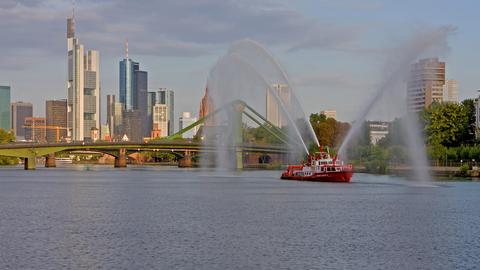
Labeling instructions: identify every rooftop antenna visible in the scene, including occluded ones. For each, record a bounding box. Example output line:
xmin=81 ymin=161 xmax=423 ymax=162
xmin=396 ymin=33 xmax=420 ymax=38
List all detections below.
xmin=72 ymin=0 xmax=75 ymax=20
xmin=125 ymin=38 xmax=129 ymax=59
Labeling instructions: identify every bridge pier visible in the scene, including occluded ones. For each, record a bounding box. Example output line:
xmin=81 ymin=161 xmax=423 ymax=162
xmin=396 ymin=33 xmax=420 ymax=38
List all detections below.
xmin=233 ymin=103 xmax=244 ymax=170
xmin=178 ymin=150 xmax=193 ymax=167
xmin=114 ymin=148 xmax=127 ymax=168
xmin=45 ymin=153 xmax=56 ymax=168
xmin=24 ymin=156 xmax=36 ymax=170
xmin=235 ymin=147 xmax=243 ymax=170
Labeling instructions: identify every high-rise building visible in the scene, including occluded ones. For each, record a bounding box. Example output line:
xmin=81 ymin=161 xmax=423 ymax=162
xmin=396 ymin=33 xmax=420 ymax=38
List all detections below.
xmin=67 ymin=13 xmax=100 ymax=141
xmin=157 ymin=88 xmax=174 ymax=135
xmin=135 ymin=70 xmax=148 ymax=137
xmin=119 ymin=40 xmax=148 ymax=136
xmin=266 ymin=84 xmax=290 ymax=127
xmin=106 ymin=95 xmax=116 ymax=137
xmin=443 ymin=79 xmax=459 ymax=103
xmin=320 ymin=110 xmax=337 ymax=120
xmin=0 ymin=85 xmax=11 ymax=131
xmin=147 ymin=91 xmax=156 ymax=135
xmin=119 ymin=40 xmax=139 ymax=111
xmin=24 ymin=117 xmax=46 ymax=143
xmin=11 ymin=101 xmax=33 ymax=140
xmin=45 ymin=99 xmax=67 ymax=143
xmin=179 ymin=112 xmax=198 ymax=138
xmin=113 ymin=101 xmax=123 ymax=139
xmin=407 ymin=58 xmax=446 ymax=112
xmin=152 ymin=104 xmax=169 ymax=138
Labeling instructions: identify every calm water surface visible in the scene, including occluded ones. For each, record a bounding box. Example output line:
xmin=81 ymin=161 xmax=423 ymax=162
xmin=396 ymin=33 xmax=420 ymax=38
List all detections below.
xmin=0 ymin=165 xmax=479 ymax=269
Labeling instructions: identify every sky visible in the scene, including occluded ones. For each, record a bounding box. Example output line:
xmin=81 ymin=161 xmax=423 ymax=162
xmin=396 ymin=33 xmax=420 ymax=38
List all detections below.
xmin=0 ymin=0 xmax=479 ymax=124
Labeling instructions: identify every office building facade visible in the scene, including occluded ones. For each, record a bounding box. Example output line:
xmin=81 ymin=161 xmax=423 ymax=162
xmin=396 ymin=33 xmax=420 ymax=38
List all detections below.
xmin=407 ymin=58 xmax=446 ymax=112
xmin=157 ymin=88 xmax=174 ymax=135
xmin=46 ymin=99 xmax=67 ymax=143
xmin=443 ymin=79 xmax=459 ymax=103
xmin=147 ymin=91 xmax=156 ymax=135
xmin=122 ymin=110 xmax=142 ymax=142
xmin=153 ymin=104 xmax=169 ymax=138
xmin=11 ymin=101 xmax=33 ymax=140
xmin=24 ymin=117 xmax=46 ymax=142
xmin=0 ymin=85 xmax=11 ymax=131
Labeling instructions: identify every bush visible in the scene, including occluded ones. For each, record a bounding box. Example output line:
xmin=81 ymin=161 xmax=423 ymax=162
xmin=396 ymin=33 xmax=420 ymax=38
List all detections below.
xmin=459 ymin=164 xmax=470 ymax=175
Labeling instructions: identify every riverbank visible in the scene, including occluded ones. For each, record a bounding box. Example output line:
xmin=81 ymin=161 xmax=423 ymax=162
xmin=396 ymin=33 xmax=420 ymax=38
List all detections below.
xmin=355 ymin=165 xmax=480 ymax=178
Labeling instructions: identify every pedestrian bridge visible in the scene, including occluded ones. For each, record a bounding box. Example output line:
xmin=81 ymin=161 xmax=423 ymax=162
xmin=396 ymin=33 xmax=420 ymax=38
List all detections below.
xmin=0 ymin=141 xmax=290 ymax=170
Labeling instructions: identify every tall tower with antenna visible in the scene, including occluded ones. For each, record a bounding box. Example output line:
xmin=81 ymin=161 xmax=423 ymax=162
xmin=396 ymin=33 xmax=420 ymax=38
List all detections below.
xmin=66 ymin=3 xmax=100 ymax=141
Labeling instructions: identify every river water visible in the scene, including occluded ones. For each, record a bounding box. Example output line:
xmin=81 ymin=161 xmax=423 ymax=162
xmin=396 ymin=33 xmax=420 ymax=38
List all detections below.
xmin=0 ymin=165 xmax=479 ymax=269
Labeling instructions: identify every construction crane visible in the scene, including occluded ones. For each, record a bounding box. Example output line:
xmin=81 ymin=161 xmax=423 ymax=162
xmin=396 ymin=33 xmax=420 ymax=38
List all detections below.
xmin=23 ymin=125 xmax=70 ymax=143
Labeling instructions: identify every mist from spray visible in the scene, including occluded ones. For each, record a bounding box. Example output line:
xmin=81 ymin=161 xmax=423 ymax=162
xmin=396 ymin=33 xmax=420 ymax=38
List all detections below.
xmin=338 ymin=26 xmax=455 ymax=181
xmin=204 ymin=39 xmax=319 ymax=169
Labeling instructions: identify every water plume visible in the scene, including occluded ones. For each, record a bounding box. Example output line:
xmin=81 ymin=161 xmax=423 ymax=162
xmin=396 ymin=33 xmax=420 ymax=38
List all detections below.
xmin=204 ymin=39 xmax=318 ymax=169
xmin=338 ymin=25 xmax=455 ymax=181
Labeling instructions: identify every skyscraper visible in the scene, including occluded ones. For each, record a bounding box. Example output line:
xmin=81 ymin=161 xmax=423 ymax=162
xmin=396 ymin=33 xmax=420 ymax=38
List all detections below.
xmin=135 ymin=70 xmax=148 ymax=137
xmin=119 ymin=40 xmax=139 ymax=111
xmin=11 ymin=101 xmax=33 ymax=140
xmin=407 ymin=58 xmax=446 ymax=112
xmin=266 ymin=84 xmax=290 ymax=127
xmin=119 ymin=40 xmax=148 ymax=137
xmin=147 ymin=91 xmax=156 ymax=135
xmin=157 ymin=88 xmax=174 ymax=135
xmin=0 ymin=85 xmax=11 ymax=131
xmin=179 ymin=112 xmax=198 ymax=138
xmin=67 ymin=13 xmax=100 ymax=141
xmin=46 ymin=99 xmax=67 ymax=143
xmin=106 ymin=95 xmax=116 ymax=137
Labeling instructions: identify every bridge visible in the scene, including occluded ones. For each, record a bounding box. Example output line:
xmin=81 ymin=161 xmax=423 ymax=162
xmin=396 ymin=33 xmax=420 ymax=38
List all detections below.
xmin=0 ymin=141 xmax=290 ymax=170
xmin=0 ymin=100 xmax=298 ymax=170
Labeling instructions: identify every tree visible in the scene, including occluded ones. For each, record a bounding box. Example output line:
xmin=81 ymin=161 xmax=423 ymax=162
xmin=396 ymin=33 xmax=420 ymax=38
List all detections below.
xmin=309 ymin=113 xmax=351 ymax=148
xmin=0 ymin=129 xmax=17 ymax=165
xmin=461 ymin=99 xmax=476 ymax=144
xmin=423 ymin=102 xmax=468 ymax=147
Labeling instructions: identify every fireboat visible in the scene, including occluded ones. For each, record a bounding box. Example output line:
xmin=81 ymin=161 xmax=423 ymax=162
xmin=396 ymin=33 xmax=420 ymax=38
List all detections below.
xmin=281 ymin=149 xmax=353 ymax=182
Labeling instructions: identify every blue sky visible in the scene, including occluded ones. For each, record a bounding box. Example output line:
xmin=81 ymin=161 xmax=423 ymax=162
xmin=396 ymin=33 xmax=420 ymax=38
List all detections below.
xmin=0 ymin=0 xmax=478 ymax=122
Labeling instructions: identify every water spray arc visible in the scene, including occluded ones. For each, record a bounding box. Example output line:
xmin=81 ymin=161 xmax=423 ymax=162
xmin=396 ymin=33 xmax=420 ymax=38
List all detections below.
xmin=205 ymin=39 xmax=319 ymax=169
xmin=337 ymin=26 xmax=454 ymax=181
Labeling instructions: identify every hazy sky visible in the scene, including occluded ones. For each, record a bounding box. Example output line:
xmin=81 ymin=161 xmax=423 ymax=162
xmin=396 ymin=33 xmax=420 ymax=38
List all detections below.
xmin=0 ymin=0 xmax=478 ymax=123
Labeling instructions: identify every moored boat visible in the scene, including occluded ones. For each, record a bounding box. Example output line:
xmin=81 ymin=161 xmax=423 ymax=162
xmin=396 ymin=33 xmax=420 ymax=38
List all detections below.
xmin=281 ymin=150 xmax=353 ymax=182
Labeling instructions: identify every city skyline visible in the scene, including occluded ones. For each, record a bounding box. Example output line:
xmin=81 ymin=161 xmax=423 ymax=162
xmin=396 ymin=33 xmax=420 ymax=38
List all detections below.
xmin=0 ymin=1 xmax=479 ymax=122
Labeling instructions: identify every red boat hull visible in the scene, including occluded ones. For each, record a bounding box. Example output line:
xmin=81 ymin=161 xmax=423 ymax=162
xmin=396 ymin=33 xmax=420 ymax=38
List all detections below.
xmin=281 ymin=171 xmax=353 ymax=182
